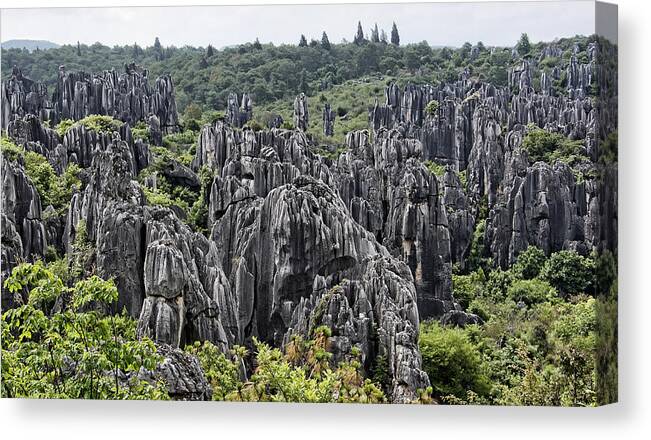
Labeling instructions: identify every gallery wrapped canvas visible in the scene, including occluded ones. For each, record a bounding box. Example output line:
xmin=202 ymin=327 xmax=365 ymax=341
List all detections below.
xmin=0 ymin=1 xmax=617 ymax=406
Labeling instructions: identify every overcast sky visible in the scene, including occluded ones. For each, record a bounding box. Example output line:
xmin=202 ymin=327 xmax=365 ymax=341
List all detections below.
xmin=1 ymin=1 xmax=595 ymax=48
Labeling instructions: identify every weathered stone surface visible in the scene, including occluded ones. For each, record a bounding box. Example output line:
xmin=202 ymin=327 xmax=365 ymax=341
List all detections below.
xmin=442 ymin=168 xmax=475 ymax=268
xmin=1 ymin=157 xmax=47 ymax=261
xmin=2 ymin=63 xmax=180 ymax=133
xmin=138 ymin=344 xmax=212 ymax=400
xmin=440 ymin=310 xmax=483 ymax=328
xmin=293 ymin=93 xmax=309 ymax=131
xmin=323 ymin=103 xmax=335 ymax=136
xmin=226 ymin=92 xmax=252 ymax=128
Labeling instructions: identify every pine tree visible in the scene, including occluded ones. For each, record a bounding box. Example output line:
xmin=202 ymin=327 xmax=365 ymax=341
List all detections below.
xmin=299 ymin=34 xmax=308 ymax=47
xmin=132 ymin=43 xmax=142 ymax=58
xmin=391 ymin=22 xmax=400 ymax=46
xmin=153 ymin=37 xmax=163 ymax=60
xmin=206 ymin=44 xmax=214 ymax=57
xmin=321 ymin=32 xmax=331 ymax=50
xmin=371 ymin=23 xmax=380 ymax=43
xmin=354 ymin=21 xmax=365 ymax=45
xmin=76 ymin=41 xmax=81 ymax=56
xmin=517 ymin=33 xmax=531 ymax=56
xmin=380 ymin=29 xmax=388 ymax=44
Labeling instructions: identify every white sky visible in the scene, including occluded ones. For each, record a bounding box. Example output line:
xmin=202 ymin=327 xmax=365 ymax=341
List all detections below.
xmin=0 ymin=1 xmax=596 ymax=48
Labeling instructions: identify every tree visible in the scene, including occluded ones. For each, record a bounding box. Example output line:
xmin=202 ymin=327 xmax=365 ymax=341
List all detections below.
xmin=507 ymin=279 xmax=557 ymax=306
xmin=132 ymin=43 xmax=142 ymax=58
xmin=253 ymin=38 xmax=262 ymax=50
xmin=460 ymin=42 xmax=472 ymax=59
xmin=206 ymin=44 xmax=214 ymax=57
xmin=513 ymin=246 xmax=547 ymax=279
xmin=517 ymin=33 xmax=531 ymax=56
xmin=419 ymin=321 xmax=491 ymax=400
xmin=380 ymin=29 xmax=388 ymax=44
xmin=153 ymin=37 xmax=163 ymax=60
xmin=354 ymin=21 xmax=365 ymax=45
xmin=541 ymin=250 xmax=595 ymax=296
xmin=298 ymin=34 xmax=308 ymax=47
xmin=76 ymin=41 xmax=81 ymax=57
xmin=1 ymin=263 xmax=168 ymax=399
xmin=391 ymin=22 xmax=400 ymax=46
xmin=321 ymin=32 xmax=331 ymax=50
xmin=371 ymin=23 xmax=380 ymax=43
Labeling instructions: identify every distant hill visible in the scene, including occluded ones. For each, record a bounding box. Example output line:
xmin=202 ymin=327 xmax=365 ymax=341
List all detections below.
xmin=1 ymin=39 xmax=60 ymax=51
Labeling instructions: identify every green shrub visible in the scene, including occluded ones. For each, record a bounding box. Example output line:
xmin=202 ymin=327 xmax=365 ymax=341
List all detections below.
xmin=521 ymin=125 xmax=588 ymax=165
xmin=513 ymin=246 xmax=547 ymax=279
xmin=507 ymin=279 xmax=557 ymax=306
xmin=24 ymin=152 xmax=81 ymax=212
xmin=2 ymin=262 xmax=168 ymax=399
xmin=425 ymin=160 xmax=446 ymax=177
xmin=425 ymin=99 xmax=439 ymax=116
xmin=419 ymin=321 xmax=492 ymax=400
xmin=1 ymin=137 xmax=24 ymax=162
xmin=540 ymin=250 xmax=595 ymax=296
xmin=54 ymin=119 xmax=75 ymax=137
xmin=452 ymin=269 xmax=485 ymax=309
xmin=78 ymin=115 xmax=122 ymax=134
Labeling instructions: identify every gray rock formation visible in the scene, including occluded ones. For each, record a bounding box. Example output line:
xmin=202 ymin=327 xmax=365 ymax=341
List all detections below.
xmin=1 ymin=63 xmax=180 ymax=133
xmin=323 ymin=103 xmax=335 ymax=136
xmin=293 ymin=93 xmax=309 ymax=131
xmin=1 ymin=156 xmax=47 ymax=308
xmin=226 ymin=92 xmax=253 ymax=128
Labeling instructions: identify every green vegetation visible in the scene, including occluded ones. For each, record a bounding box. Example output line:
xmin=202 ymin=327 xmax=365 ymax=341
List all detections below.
xmin=540 ymin=250 xmax=595 ymax=296
xmin=186 ymin=327 xmax=387 ymax=403
xmin=2 ymin=34 xmax=594 ymax=116
xmin=521 ymin=124 xmax=588 ymax=166
xmin=440 ymin=247 xmax=600 ymax=406
xmin=419 ymin=321 xmax=491 ymax=401
xmin=137 ymin=148 xmax=213 ymax=233
xmin=22 ymin=150 xmax=82 ymax=212
xmin=1 ymin=136 xmax=24 ymax=161
xmin=2 ymin=262 xmax=168 ymax=399
xmin=55 ymin=115 xmax=123 ymax=137
xmin=425 ymin=160 xmax=446 ymax=177
xmin=425 ymin=99 xmax=439 ymax=116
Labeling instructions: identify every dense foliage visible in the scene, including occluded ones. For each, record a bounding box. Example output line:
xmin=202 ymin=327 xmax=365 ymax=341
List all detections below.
xmin=435 ymin=247 xmax=602 ymax=406
xmin=2 ymin=31 xmax=593 ymax=117
xmin=1 ymin=262 xmax=168 ymax=399
xmin=186 ymin=327 xmax=388 ymax=403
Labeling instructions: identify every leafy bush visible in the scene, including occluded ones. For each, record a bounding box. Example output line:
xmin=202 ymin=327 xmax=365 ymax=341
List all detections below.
xmin=513 ymin=246 xmax=547 ymax=279
xmin=130 ymin=121 xmax=151 ymax=143
xmin=23 ymin=152 xmax=81 ymax=212
xmin=425 ymin=160 xmax=446 ymax=177
xmin=521 ymin=125 xmax=588 ymax=165
xmin=2 ymin=262 xmax=168 ymax=399
xmin=1 ymin=136 xmax=24 ymax=162
xmin=507 ymin=278 xmax=557 ymax=306
xmin=452 ymin=269 xmax=485 ymax=309
xmin=540 ymin=250 xmax=595 ymax=296
xmin=186 ymin=328 xmax=386 ymax=403
xmin=425 ymin=99 xmax=439 ymax=116
xmin=54 ymin=119 xmax=75 ymax=137
xmin=419 ymin=321 xmax=492 ymax=400
xmin=77 ymin=115 xmax=123 ymax=134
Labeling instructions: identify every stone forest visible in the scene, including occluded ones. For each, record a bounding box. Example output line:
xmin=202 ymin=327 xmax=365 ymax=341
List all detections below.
xmin=0 ymin=27 xmax=618 ymax=405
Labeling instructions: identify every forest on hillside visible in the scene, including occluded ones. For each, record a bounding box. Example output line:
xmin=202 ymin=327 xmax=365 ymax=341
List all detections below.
xmin=1 ymin=23 xmax=618 ymax=406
